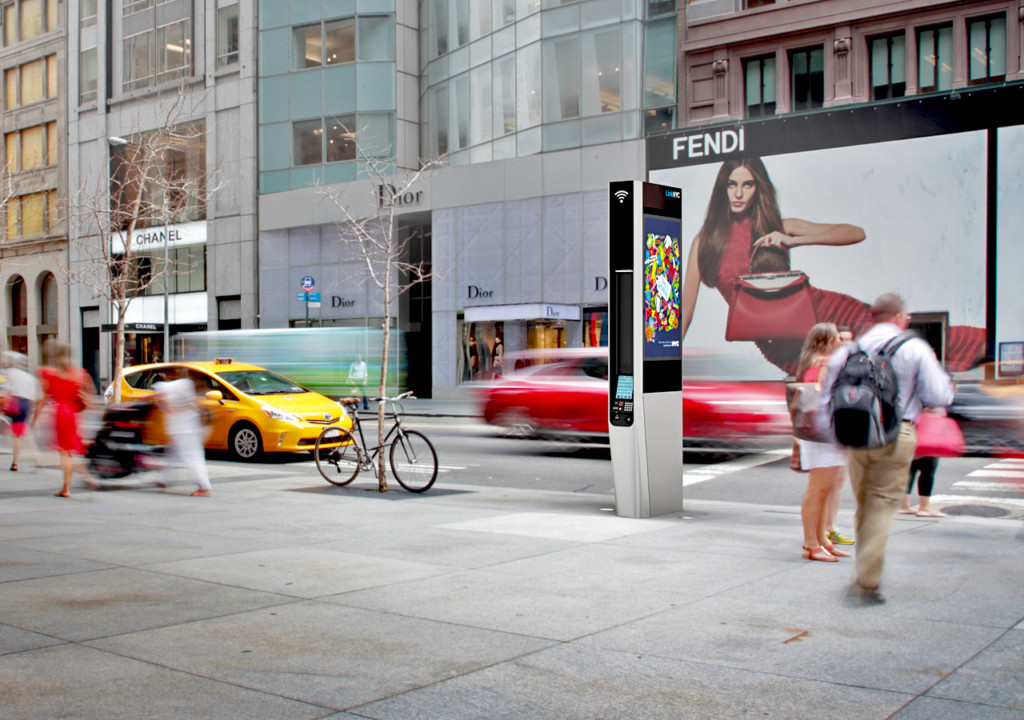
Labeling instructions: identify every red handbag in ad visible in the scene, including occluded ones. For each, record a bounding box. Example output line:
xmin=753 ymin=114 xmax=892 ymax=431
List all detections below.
xmin=726 ymin=271 xmax=817 ymax=341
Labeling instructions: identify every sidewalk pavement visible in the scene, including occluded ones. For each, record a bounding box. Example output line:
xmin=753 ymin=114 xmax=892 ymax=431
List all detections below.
xmin=1 ymin=449 xmax=1022 ymax=719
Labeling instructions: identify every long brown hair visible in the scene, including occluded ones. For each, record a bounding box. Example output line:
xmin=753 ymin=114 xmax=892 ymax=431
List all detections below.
xmin=697 ymin=157 xmax=784 ymax=287
xmin=796 ymin=323 xmax=841 ymax=381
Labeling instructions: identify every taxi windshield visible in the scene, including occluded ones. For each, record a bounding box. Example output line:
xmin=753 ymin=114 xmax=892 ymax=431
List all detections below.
xmin=216 ymin=370 xmax=306 ymax=395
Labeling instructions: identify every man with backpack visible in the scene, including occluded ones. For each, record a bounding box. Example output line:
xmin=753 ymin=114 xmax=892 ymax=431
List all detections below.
xmin=819 ymin=293 xmax=954 ymax=604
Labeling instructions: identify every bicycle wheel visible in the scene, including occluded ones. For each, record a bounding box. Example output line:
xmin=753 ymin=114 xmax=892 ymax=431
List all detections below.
xmin=314 ymin=427 xmax=361 ymax=486
xmin=389 ymin=429 xmax=438 ymax=492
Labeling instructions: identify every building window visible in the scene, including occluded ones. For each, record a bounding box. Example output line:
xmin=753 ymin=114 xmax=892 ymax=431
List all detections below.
xmin=968 ymin=15 xmax=1006 ymax=86
xmin=124 ymin=31 xmax=153 ymax=91
xmin=646 ymin=0 xmax=675 ymax=18
xmin=217 ymin=5 xmax=239 ymax=67
xmin=156 ymin=19 xmax=192 ymax=83
xmin=130 ymin=245 xmax=207 ymax=296
xmin=122 ymin=17 xmax=193 ymax=92
xmin=124 ymin=0 xmax=152 ymax=15
xmin=80 ymin=47 xmax=98 ymax=103
xmin=81 ymin=0 xmax=97 ymax=27
xmin=4 ymin=121 xmax=57 ymax=171
xmin=109 ymin=123 xmax=207 ymax=229
xmin=3 ymin=54 xmax=58 ymax=110
xmin=3 ymin=0 xmax=57 ymax=46
xmin=293 ymin=19 xmax=356 ymax=69
xmin=869 ymin=32 xmax=906 ymax=100
xmin=643 ymin=18 xmax=676 ymax=110
xmin=325 ymin=116 xmax=356 ymax=162
xmin=745 ymin=0 xmax=775 ymax=7
xmin=918 ymin=24 xmax=953 ymax=93
xmin=790 ymin=46 xmax=823 ymax=111
xmin=744 ymin=54 xmax=776 ymax=118
xmin=4 ymin=190 xmax=58 ymax=239
xmin=293 ymin=119 xmax=323 ymax=165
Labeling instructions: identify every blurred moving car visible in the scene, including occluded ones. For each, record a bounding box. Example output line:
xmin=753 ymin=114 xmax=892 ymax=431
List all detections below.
xmin=477 ymin=348 xmax=790 ymax=450
xmin=106 ymin=359 xmax=353 ymax=460
xmin=949 ymin=362 xmax=1024 ymax=456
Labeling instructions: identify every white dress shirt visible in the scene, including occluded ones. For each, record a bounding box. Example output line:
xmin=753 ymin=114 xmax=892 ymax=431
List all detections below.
xmin=820 ymin=322 xmax=954 ymax=426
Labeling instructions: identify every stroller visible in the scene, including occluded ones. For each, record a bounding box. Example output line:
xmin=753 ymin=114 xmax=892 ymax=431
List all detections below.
xmin=86 ymin=400 xmax=167 ymax=485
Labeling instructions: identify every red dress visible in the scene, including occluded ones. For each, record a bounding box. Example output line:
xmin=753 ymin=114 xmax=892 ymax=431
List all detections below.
xmin=38 ymin=367 xmax=86 ymax=454
xmin=714 ymin=219 xmax=985 ymax=375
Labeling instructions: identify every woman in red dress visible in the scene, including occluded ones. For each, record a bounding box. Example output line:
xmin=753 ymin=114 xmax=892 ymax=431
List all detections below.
xmin=680 ymin=157 xmax=986 ymax=376
xmin=37 ymin=341 xmax=90 ymax=497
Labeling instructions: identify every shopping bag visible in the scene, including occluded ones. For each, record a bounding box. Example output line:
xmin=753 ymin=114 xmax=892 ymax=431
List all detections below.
xmin=786 ymin=381 xmax=831 ymax=443
xmin=914 ymin=413 xmax=966 ymax=458
xmin=726 ymin=272 xmax=817 ymax=341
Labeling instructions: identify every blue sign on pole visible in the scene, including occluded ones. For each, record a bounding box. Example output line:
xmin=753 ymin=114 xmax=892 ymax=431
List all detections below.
xmin=307 ymin=292 xmax=321 ymax=302
xmin=300 ymin=275 xmax=315 ymax=291
xmin=297 ymin=291 xmax=307 ymax=301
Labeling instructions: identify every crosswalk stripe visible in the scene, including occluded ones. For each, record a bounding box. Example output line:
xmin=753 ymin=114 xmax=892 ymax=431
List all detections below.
xmin=684 ymin=449 xmax=787 ymax=487
xmin=967 ymin=469 xmax=1024 ymax=478
xmin=931 ymin=494 xmax=1024 ymax=508
xmin=953 ymin=480 xmax=1022 ymax=492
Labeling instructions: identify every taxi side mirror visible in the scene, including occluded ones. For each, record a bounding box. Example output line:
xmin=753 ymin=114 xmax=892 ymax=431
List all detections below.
xmin=205 ymin=390 xmax=225 ymax=405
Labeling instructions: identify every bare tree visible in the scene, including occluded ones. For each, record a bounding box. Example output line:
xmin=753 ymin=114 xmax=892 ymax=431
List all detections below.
xmin=65 ymin=90 xmax=222 ymax=402
xmin=319 ymin=140 xmax=445 ymax=492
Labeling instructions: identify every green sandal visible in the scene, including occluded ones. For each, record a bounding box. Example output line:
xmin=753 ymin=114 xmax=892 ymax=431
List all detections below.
xmin=828 ymin=529 xmax=854 ymax=545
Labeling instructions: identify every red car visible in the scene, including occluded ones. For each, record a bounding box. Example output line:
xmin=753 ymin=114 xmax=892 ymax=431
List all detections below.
xmin=477 ymin=348 xmax=790 ymax=450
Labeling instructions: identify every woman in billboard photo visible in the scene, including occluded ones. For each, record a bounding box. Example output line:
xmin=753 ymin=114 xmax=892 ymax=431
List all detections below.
xmin=680 ymin=156 xmax=986 ymax=375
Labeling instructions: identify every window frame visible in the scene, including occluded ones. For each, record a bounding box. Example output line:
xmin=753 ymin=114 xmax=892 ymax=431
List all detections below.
xmin=916 ymin=23 xmax=954 ymax=94
xmin=789 ymin=45 xmax=824 ymax=112
xmin=868 ymin=31 xmax=907 ymax=101
xmin=967 ymin=14 xmax=1006 ymax=86
xmin=216 ymin=4 xmax=240 ymax=68
xmin=743 ymin=53 xmax=776 ymax=118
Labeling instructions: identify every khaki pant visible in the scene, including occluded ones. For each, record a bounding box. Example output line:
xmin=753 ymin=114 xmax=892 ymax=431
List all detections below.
xmin=846 ymin=423 xmax=917 ymax=590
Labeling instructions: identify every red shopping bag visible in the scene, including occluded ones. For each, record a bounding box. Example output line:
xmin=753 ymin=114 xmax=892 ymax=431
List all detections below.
xmin=914 ymin=413 xmax=966 ymax=458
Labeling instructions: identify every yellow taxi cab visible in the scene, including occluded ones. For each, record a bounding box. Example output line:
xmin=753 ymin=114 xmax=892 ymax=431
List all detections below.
xmin=107 ymin=359 xmax=353 ymax=460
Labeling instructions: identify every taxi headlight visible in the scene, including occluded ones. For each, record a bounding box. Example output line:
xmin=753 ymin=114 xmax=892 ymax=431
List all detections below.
xmin=261 ymin=406 xmax=301 ymax=423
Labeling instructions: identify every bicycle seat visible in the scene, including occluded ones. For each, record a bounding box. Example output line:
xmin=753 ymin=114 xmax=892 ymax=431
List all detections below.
xmin=337 ymin=397 xmax=363 ymax=408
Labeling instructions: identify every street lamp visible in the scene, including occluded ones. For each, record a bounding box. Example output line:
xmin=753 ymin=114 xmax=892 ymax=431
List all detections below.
xmin=109 ymin=135 xmax=170 ymax=361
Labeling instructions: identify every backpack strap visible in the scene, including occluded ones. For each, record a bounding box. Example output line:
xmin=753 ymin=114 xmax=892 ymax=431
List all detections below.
xmin=877 ymin=332 xmax=913 ymax=359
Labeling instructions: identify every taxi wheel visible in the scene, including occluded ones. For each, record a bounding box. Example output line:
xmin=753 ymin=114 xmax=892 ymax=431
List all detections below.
xmin=229 ymin=423 xmax=263 ymax=461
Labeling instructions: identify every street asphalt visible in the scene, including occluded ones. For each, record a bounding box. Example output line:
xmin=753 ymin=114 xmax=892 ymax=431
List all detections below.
xmin=1 ymin=399 xmax=1022 ymax=719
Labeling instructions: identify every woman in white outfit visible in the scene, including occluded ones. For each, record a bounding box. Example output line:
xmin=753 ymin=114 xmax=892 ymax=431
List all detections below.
xmin=796 ymin=323 xmax=850 ymax=562
xmin=153 ymin=368 xmax=211 ymax=496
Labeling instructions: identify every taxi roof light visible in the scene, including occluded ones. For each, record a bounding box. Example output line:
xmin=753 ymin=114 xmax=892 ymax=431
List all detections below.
xmin=214 ymin=358 xmax=233 ymax=365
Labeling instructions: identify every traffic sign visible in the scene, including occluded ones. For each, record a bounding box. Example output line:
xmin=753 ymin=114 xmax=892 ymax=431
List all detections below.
xmin=300 ymin=275 xmax=315 ymax=291
xmin=297 ymin=291 xmax=321 ymax=302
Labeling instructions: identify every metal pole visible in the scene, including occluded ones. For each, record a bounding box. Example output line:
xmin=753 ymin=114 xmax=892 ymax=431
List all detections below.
xmin=163 ymin=195 xmax=169 ymax=359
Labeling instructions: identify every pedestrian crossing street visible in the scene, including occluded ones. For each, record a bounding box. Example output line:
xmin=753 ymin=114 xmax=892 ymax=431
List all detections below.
xmin=932 ymin=457 xmax=1024 ymax=511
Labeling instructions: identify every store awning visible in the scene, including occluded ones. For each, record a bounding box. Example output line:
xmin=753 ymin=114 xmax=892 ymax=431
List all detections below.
xmin=464 ymin=304 xmax=581 ymax=322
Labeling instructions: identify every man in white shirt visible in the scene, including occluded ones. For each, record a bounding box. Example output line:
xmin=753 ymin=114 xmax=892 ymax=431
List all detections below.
xmin=820 ymin=293 xmax=954 ymax=604
xmin=348 ymin=355 xmax=369 ymax=410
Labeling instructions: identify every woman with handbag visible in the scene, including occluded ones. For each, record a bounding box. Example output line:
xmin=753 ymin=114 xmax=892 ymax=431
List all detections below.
xmin=36 ymin=341 xmax=92 ymax=498
xmin=679 ymin=156 xmax=986 ymax=375
xmin=793 ymin=323 xmax=852 ymax=562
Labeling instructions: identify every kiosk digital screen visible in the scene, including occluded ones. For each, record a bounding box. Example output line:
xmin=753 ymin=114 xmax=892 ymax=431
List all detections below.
xmin=614 ymin=374 xmax=634 ymax=401
xmin=642 ymin=215 xmax=682 ymax=359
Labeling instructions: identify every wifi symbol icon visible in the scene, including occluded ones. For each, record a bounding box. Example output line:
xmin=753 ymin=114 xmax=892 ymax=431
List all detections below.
xmin=614 ymin=190 xmax=629 ymax=204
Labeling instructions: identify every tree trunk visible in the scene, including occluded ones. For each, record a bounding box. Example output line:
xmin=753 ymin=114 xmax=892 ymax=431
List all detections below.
xmin=112 ymin=303 xmax=127 ymax=403
xmin=376 ymin=296 xmax=391 ymax=492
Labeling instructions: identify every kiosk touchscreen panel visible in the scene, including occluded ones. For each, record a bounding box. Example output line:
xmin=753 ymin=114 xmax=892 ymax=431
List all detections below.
xmin=642 ymin=215 xmax=681 ymax=359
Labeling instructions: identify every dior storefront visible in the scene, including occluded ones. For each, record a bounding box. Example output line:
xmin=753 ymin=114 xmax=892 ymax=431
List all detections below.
xmin=256 ymin=141 xmax=645 ymax=398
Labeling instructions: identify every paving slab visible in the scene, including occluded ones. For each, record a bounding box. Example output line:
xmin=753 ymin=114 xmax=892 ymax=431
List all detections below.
xmin=147 ymin=545 xmax=457 ymax=598
xmin=574 ymin=595 xmax=1007 ymax=695
xmin=0 ymin=643 xmax=330 ymax=720
xmin=350 ymin=642 xmax=912 ymax=720
xmin=87 ymin=600 xmax=556 ymax=711
xmin=926 ymin=629 xmax=1024 ymax=708
xmin=0 ymin=567 xmax=294 ymax=642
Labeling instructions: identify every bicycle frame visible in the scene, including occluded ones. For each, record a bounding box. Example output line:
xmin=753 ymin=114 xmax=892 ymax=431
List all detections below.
xmin=343 ymin=399 xmax=409 ymax=468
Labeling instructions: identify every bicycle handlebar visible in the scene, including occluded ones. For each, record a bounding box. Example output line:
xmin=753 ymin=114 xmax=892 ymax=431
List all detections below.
xmin=370 ymin=391 xmax=415 ymax=403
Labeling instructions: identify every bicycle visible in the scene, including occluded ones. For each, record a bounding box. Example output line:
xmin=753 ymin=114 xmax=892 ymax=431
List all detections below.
xmin=313 ymin=390 xmax=439 ymax=493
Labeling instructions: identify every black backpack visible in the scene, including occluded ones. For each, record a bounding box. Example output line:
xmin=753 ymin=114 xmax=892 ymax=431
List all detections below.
xmin=830 ymin=334 xmax=912 ymax=449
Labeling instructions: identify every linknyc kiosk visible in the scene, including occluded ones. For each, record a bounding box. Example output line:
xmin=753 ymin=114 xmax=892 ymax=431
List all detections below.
xmin=608 ymin=180 xmax=683 ymax=518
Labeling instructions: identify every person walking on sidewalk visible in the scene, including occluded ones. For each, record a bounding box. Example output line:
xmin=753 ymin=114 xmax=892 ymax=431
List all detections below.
xmin=37 ymin=341 xmax=92 ymax=498
xmin=2 ymin=351 xmax=40 ymax=472
xmin=349 ymin=355 xmax=369 ymax=410
xmin=819 ymin=293 xmax=954 ymax=604
xmin=153 ymin=367 xmax=212 ymax=496
xmin=899 ymin=452 xmax=946 ymax=518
